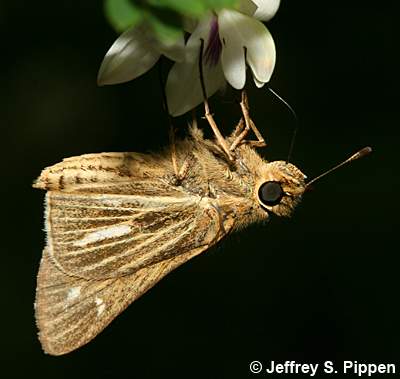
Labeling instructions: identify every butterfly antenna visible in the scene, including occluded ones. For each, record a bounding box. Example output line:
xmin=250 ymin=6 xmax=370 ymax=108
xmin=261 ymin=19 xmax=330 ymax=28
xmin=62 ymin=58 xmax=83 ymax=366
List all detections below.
xmin=268 ymin=87 xmax=298 ymax=164
xmin=306 ymin=147 xmax=372 ymax=188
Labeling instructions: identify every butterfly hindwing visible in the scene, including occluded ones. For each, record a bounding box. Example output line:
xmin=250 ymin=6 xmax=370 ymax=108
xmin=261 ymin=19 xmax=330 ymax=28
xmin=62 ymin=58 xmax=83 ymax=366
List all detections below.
xmin=36 ymin=246 xmax=205 ymax=355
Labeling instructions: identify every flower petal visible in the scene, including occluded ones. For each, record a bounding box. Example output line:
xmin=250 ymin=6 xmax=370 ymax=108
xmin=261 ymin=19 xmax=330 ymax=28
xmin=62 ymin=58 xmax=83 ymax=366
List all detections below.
xmin=183 ymin=17 xmax=198 ymax=33
xmin=253 ymin=76 xmax=266 ymax=88
xmin=251 ymin=0 xmax=281 ymax=21
xmin=97 ymin=24 xmax=160 ymax=85
xmin=237 ymin=0 xmax=258 ymax=16
xmin=166 ymin=15 xmax=226 ymax=116
xmin=241 ymin=17 xmax=276 ymax=84
xmin=156 ymin=33 xmax=185 ymax=62
xmin=218 ymin=9 xmax=247 ymax=90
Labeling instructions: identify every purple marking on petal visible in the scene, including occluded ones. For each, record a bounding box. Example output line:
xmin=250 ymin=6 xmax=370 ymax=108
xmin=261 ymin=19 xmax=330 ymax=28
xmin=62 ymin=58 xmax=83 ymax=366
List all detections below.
xmin=204 ymin=17 xmax=222 ymax=67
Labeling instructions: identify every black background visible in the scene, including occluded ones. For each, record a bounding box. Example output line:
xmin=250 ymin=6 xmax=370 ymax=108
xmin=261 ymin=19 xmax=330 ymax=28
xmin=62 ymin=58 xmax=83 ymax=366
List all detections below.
xmin=1 ymin=1 xmax=398 ymax=378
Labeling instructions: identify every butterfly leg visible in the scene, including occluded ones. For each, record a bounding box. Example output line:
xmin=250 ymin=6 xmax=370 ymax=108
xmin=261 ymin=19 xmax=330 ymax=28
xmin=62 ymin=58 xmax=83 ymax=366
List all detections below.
xmin=169 ymin=127 xmax=193 ymax=183
xmin=230 ymin=117 xmax=245 ymax=139
xmin=198 ymin=39 xmax=233 ymax=161
xmin=203 ymin=98 xmax=234 ymax=161
xmin=169 ymin=127 xmax=180 ymax=178
xmin=229 ymin=91 xmax=267 ymax=151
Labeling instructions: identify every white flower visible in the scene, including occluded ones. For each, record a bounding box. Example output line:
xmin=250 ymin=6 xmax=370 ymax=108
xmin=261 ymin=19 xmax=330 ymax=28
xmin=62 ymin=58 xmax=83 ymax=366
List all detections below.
xmin=97 ymin=0 xmax=280 ymax=116
xmin=166 ymin=0 xmax=280 ymax=116
xmin=97 ymin=24 xmax=185 ymax=86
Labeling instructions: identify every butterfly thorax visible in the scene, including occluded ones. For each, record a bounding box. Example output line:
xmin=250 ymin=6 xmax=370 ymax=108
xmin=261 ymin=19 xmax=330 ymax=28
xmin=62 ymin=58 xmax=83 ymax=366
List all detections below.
xmin=170 ymin=127 xmax=307 ymax=228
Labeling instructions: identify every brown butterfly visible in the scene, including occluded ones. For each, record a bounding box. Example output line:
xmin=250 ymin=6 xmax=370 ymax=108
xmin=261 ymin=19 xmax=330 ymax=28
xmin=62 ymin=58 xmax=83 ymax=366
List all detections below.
xmin=33 ymin=91 xmax=370 ymax=355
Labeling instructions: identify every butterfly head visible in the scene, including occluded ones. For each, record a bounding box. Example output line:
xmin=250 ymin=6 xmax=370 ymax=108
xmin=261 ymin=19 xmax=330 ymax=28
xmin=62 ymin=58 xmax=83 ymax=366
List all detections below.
xmin=255 ymin=146 xmax=372 ymax=217
xmin=256 ymin=161 xmax=306 ymax=217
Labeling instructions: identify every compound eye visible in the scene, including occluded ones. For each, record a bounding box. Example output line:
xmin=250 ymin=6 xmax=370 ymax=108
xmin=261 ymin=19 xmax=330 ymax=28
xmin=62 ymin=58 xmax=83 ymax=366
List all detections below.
xmin=258 ymin=181 xmax=284 ymax=207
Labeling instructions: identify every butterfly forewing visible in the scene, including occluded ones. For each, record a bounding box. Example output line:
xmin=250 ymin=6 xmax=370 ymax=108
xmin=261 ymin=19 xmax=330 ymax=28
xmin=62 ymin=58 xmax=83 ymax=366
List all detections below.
xmin=45 ymin=191 xmax=214 ymax=279
xmin=35 ymin=152 xmax=236 ymax=355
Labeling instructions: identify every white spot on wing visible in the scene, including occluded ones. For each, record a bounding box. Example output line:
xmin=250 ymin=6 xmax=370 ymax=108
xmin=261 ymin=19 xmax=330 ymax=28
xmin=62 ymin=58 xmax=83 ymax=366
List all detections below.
xmin=73 ymin=224 xmax=131 ymax=247
xmin=95 ymin=297 xmax=105 ymax=316
xmin=101 ymin=198 xmax=124 ymax=207
xmin=67 ymin=286 xmax=81 ymax=301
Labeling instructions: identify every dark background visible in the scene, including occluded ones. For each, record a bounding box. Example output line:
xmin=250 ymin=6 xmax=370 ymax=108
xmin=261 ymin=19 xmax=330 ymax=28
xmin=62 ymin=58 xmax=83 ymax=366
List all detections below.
xmin=1 ymin=1 xmax=398 ymax=378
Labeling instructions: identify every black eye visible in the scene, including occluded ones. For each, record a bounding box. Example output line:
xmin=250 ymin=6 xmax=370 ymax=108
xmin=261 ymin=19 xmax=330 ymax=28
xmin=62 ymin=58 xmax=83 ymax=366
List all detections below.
xmin=258 ymin=181 xmax=284 ymax=206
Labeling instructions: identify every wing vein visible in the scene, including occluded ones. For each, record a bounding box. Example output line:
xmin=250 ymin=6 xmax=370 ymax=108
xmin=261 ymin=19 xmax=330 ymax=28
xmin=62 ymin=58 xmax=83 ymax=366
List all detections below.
xmin=78 ymin=217 xmax=193 ymax=275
